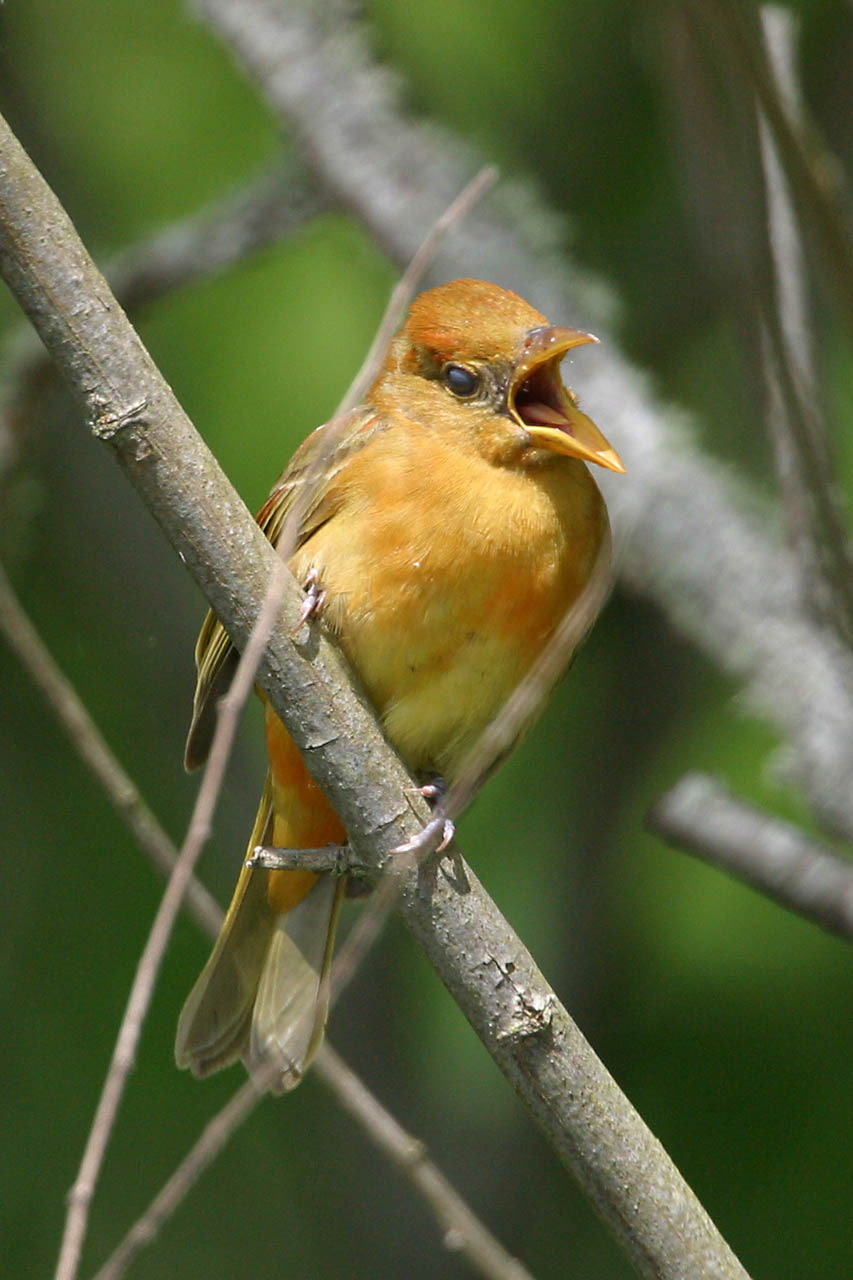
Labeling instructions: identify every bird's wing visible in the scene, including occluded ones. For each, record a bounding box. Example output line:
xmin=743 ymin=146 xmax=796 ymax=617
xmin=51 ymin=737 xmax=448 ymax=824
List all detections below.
xmin=184 ymin=407 xmax=386 ymax=770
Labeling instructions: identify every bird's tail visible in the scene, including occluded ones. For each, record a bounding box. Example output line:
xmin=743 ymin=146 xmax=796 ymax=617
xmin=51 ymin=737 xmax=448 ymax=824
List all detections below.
xmin=175 ymin=773 xmax=345 ymax=1091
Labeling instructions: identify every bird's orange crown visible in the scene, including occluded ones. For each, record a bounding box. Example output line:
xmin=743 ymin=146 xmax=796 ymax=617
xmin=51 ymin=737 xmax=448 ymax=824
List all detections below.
xmin=402 ymin=277 xmax=549 ymax=365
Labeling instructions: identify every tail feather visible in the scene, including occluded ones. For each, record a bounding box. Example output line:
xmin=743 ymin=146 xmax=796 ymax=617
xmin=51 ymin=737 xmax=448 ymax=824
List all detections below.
xmin=175 ymin=865 xmax=277 ymax=1077
xmin=175 ymin=773 xmax=343 ymax=1088
xmin=248 ymin=874 xmax=345 ymax=1091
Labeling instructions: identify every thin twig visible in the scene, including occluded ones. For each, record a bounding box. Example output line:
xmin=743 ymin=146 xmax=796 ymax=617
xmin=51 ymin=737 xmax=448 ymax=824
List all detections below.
xmin=312 ymin=1046 xmax=535 ymax=1280
xmin=89 ymin=1070 xmax=277 ymax=1280
xmin=755 ymin=5 xmax=853 ymax=644
xmin=648 ymin=772 xmax=853 ymax=940
xmin=702 ymin=0 xmax=853 ymax=323
xmin=274 ymin=163 xmax=497 ymax=561
xmin=54 ymin=143 xmax=412 ymax=1264
xmin=52 ymin=556 xmax=296 ymax=1280
xmin=335 ymin=164 xmax=498 ymax=419
xmin=89 ymin=1038 xmax=536 ymax=1280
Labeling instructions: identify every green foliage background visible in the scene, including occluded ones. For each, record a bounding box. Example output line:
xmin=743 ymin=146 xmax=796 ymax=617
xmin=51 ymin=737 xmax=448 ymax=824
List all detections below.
xmin=1 ymin=2 xmax=851 ymax=1277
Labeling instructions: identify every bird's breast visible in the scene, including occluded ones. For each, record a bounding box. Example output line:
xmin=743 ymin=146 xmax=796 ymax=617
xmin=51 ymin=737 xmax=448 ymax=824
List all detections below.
xmin=290 ymin=434 xmax=608 ymax=778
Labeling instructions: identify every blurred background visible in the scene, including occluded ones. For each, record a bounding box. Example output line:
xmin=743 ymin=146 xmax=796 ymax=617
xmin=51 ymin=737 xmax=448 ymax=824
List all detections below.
xmin=1 ymin=1 xmax=851 ymax=1277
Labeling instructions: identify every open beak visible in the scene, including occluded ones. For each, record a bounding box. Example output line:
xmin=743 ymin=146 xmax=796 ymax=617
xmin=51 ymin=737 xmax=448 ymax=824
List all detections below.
xmin=511 ymin=325 xmax=625 ymax=473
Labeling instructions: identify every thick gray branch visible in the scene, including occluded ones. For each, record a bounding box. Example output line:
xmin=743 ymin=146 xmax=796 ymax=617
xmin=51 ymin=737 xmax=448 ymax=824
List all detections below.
xmin=0 ymin=114 xmax=749 ymax=1280
xmin=197 ymin=0 xmax=853 ymax=838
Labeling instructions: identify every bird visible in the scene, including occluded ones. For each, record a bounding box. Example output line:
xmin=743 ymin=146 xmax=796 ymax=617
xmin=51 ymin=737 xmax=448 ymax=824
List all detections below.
xmin=175 ymin=277 xmax=624 ymax=1091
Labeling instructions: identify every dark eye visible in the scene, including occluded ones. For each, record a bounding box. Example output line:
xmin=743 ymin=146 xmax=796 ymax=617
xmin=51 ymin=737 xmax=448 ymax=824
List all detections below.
xmin=442 ymin=364 xmax=480 ymax=398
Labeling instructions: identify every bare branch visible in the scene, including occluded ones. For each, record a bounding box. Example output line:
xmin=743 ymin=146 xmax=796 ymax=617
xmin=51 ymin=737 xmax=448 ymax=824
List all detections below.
xmin=53 ymin=557 xmax=298 ymax=1280
xmin=756 ymin=5 xmax=853 ymax=644
xmin=0 ymin=109 xmax=750 ymax=1280
xmin=195 ymin=0 xmax=853 ymax=845
xmin=708 ymin=0 xmax=853 ymax=323
xmin=0 ymin=561 xmax=222 ymax=936
xmin=312 ymin=1046 xmax=535 ymax=1280
xmin=648 ymin=772 xmax=853 ymax=940
xmin=335 ymin=163 xmax=498 ymax=419
xmin=89 ymin=1072 xmax=274 ymax=1280
xmin=108 ymin=161 xmax=328 ymax=313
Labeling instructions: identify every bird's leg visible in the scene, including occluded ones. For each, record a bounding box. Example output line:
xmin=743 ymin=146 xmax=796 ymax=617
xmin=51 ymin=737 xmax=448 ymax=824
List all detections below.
xmin=291 ymin=566 xmax=326 ymax=633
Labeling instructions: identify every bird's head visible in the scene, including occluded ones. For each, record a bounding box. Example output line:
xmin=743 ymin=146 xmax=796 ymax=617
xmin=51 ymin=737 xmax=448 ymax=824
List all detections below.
xmin=372 ymin=278 xmax=624 ymax=473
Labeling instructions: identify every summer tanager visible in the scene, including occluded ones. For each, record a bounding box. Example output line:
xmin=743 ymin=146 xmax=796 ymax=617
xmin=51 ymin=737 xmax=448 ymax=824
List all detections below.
xmin=175 ymin=278 xmax=624 ymax=1090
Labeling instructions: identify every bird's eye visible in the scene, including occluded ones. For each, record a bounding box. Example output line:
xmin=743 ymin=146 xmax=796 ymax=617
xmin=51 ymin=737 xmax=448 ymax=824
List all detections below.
xmin=442 ymin=364 xmax=480 ymax=398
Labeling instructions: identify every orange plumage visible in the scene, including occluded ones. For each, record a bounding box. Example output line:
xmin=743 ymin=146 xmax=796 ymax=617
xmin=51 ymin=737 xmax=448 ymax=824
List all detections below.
xmin=175 ymin=278 xmax=623 ymax=1090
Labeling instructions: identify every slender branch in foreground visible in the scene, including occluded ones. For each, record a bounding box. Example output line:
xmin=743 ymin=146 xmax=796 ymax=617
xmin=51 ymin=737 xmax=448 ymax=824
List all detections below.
xmin=648 ymin=773 xmax=853 ymax=941
xmin=0 ymin=110 xmax=750 ymax=1278
xmin=334 ymin=163 xmax=497 ymax=420
xmin=0 ymin=549 xmax=524 ymax=1280
xmin=197 ymin=0 xmax=853 ymax=843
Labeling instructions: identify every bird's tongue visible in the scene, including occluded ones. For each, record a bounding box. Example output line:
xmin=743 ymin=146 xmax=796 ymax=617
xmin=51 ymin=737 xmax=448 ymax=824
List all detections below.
xmin=518 ymin=400 xmax=574 ymax=434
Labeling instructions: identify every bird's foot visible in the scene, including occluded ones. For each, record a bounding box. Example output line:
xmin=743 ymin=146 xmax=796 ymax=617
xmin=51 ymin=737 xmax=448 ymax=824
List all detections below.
xmin=291 ymin=567 xmax=326 ymax=634
xmin=390 ymin=814 xmax=455 ymax=860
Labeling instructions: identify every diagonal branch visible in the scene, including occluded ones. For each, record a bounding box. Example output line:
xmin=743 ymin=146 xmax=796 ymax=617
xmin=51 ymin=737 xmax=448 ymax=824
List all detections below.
xmin=90 ymin=1049 xmax=535 ymax=1280
xmin=648 ymin=772 xmax=853 ymax=941
xmin=0 ymin=110 xmax=749 ymax=1280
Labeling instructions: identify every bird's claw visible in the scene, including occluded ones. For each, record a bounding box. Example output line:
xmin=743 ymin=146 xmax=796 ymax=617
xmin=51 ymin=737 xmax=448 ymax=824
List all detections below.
xmin=404 ymin=774 xmax=448 ymax=807
xmin=390 ymin=815 xmax=455 ymax=860
xmin=291 ymin=568 xmax=325 ymax=634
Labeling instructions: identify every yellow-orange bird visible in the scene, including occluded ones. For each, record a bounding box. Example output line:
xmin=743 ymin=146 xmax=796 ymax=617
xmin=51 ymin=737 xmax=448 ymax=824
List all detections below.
xmin=176 ymin=278 xmax=623 ymax=1090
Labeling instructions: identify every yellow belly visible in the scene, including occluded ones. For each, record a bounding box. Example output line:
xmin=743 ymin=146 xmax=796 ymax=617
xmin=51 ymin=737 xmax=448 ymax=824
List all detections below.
xmin=290 ymin=434 xmax=607 ymax=780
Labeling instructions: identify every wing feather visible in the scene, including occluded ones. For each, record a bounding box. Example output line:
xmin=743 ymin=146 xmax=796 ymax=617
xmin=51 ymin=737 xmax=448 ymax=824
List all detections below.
xmin=184 ymin=408 xmax=385 ymax=770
